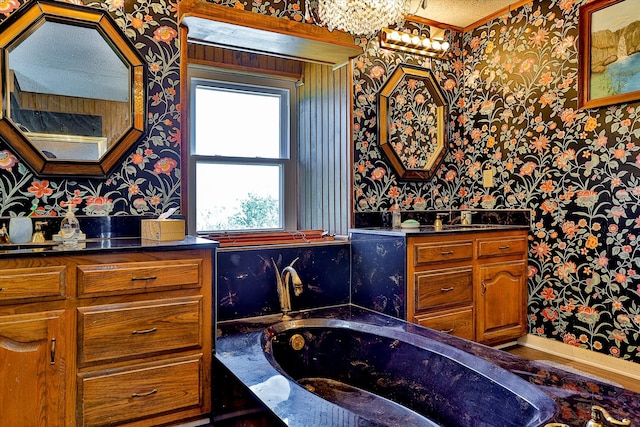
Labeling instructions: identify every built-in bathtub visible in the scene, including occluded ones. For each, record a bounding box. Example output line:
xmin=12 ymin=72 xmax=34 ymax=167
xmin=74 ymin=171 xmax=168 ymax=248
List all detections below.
xmin=216 ymin=313 xmax=557 ymax=426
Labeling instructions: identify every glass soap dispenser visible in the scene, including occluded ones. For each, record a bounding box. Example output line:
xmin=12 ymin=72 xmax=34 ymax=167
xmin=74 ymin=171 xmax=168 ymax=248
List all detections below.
xmin=60 ymin=205 xmax=80 ymax=246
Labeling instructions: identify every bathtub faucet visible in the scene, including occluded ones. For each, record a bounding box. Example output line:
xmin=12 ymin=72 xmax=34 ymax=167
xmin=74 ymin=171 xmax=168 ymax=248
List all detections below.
xmin=272 ymin=257 xmax=303 ymax=321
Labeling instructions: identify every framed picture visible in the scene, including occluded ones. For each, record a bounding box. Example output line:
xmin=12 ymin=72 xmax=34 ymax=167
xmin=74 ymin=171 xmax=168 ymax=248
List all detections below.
xmin=578 ymin=0 xmax=640 ymax=109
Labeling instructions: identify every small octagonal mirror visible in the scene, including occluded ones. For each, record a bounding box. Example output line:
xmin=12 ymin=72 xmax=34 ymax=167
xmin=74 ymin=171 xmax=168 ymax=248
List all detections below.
xmin=378 ymin=64 xmax=447 ymax=180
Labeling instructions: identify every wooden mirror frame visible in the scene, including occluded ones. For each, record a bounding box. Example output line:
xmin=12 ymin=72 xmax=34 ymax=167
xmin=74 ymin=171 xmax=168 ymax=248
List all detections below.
xmin=0 ymin=0 xmax=145 ymax=177
xmin=378 ymin=64 xmax=447 ymax=180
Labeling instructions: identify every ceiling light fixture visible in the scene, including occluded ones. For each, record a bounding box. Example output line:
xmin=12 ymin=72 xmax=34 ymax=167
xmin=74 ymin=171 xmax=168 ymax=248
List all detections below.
xmin=315 ymin=0 xmax=411 ymax=37
xmin=379 ymin=26 xmax=449 ymax=58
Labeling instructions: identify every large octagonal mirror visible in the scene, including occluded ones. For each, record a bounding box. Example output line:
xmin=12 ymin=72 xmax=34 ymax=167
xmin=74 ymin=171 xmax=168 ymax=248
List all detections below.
xmin=378 ymin=64 xmax=447 ymax=180
xmin=0 ymin=0 xmax=145 ymax=177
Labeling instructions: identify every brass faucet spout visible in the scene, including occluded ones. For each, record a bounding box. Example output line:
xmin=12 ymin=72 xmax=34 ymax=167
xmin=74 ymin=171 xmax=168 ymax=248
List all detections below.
xmin=272 ymin=257 xmax=303 ymax=320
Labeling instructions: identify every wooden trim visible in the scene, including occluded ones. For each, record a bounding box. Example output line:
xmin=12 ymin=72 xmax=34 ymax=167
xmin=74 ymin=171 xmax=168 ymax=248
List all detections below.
xmin=185 ymin=46 xmax=303 ymax=80
xmin=179 ymin=25 xmax=190 ymax=226
xmin=178 ymin=0 xmax=362 ymax=67
xmin=405 ymin=15 xmax=464 ymax=33
xmin=462 ymin=0 xmax=532 ymax=33
xmin=518 ymin=334 xmax=640 ymax=381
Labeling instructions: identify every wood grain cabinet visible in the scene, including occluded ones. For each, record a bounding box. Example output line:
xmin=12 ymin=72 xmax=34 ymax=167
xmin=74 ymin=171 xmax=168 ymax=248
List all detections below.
xmin=0 ymin=310 xmax=70 ymax=427
xmin=407 ymin=229 xmax=528 ymax=345
xmin=0 ymin=247 xmax=213 ymax=427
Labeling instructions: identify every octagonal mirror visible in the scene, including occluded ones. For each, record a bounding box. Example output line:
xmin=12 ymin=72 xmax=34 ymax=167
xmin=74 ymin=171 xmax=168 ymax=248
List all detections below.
xmin=0 ymin=0 xmax=145 ymax=177
xmin=378 ymin=64 xmax=447 ymax=180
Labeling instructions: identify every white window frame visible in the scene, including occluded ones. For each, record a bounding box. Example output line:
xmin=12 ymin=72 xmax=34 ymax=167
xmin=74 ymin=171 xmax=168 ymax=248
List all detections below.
xmin=187 ymin=67 xmax=298 ymax=235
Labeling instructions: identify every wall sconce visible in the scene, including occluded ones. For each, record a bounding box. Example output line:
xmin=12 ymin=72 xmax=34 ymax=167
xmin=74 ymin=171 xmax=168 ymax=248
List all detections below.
xmin=380 ymin=26 xmax=450 ymax=58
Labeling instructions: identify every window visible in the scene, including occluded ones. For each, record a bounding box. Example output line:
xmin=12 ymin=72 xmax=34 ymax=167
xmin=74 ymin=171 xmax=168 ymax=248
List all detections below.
xmin=188 ymin=68 xmax=297 ymax=234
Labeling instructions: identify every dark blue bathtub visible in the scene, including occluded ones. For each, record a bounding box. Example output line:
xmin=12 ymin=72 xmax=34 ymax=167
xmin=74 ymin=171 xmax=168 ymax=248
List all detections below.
xmin=216 ymin=316 xmax=557 ymax=426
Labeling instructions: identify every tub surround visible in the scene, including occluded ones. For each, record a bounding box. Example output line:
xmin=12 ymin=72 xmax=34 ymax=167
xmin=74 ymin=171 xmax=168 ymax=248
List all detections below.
xmin=215 ymin=305 xmax=640 ymax=427
xmin=216 ymin=242 xmax=351 ymax=322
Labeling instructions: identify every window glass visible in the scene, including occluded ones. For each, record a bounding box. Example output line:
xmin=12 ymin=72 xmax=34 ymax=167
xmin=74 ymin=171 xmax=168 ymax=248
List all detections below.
xmin=189 ymin=70 xmax=295 ymax=234
xmin=194 ymin=85 xmax=281 ymax=158
xmin=195 ymin=163 xmax=282 ymax=231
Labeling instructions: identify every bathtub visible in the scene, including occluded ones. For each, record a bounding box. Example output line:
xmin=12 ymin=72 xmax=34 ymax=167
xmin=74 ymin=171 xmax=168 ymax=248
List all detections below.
xmin=216 ymin=314 xmax=557 ymax=426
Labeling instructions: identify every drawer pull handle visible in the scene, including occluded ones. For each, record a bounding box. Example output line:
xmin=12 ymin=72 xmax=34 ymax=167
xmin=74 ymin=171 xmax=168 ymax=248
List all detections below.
xmin=50 ymin=338 xmax=56 ymax=365
xmin=498 ymin=245 xmax=511 ymax=250
xmin=132 ymin=327 xmax=157 ymax=335
xmin=131 ymin=276 xmax=157 ymax=281
xmin=440 ymin=250 xmax=454 ymax=255
xmin=132 ymin=389 xmax=158 ymax=398
xmin=440 ymin=328 xmax=454 ymax=334
xmin=440 ymin=287 xmax=455 ymax=292
xmin=481 ymin=280 xmax=487 ymax=296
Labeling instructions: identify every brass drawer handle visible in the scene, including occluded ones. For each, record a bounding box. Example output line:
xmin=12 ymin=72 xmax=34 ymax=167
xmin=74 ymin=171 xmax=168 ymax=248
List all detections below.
xmin=131 ymin=276 xmax=157 ymax=281
xmin=132 ymin=327 xmax=157 ymax=335
xmin=50 ymin=338 xmax=56 ymax=365
xmin=132 ymin=389 xmax=158 ymax=398
xmin=440 ymin=328 xmax=454 ymax=334
xmin=481 ymin=280 xmax=487 ymax=296
xmin=440 ymin=250 xmax=454 ymax=255
xmin=498 ymin=245 xmax=511 ymax=250
xmin=440 ymin=287 xmax=455 ymax=292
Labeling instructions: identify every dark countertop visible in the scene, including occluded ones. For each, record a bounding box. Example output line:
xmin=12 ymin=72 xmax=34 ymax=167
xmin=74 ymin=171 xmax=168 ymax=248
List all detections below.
xmin=216 ymin=305 xmax=640 ymax=427
xmin=0 ymin=235 xmax=218 ymax=258
xmin=349 ymin=224 xmax=530 ymax=237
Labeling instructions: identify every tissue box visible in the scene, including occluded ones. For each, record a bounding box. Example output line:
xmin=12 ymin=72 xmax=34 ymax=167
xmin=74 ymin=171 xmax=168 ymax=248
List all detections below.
xmin=141 ymin=219 xmax=185 ymax=241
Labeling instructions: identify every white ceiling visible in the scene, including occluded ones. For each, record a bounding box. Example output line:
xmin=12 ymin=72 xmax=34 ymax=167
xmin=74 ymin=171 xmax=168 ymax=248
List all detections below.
xmin=408 ymin=0 xmax=515 ymax=28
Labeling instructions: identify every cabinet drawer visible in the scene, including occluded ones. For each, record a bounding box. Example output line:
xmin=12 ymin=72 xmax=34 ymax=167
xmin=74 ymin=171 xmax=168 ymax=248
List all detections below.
xmin=415 ymin=267 xmax=472 ymax=312
xmin=0 ymin=265 xmax=66 ymax=303
xmin=80 ymin=356 xmax=202 ymax=426
xmin=77 ymin=258 xmax=202 ymax=296
xmin=415 ymin=307 xmax=474 ymax=340
xmin=78 ymin=297 xmax=202 ymax=365
xmin=477 ymin=236 xmax=527 ymax=258
xmin=413 ymin=241 xmax=473 ymax=265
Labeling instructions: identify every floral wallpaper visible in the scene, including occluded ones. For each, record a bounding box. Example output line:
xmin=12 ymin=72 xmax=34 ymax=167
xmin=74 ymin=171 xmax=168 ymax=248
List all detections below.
xmin=1 ymin=0 xmax=638 ymax=364
xmin=354 ymin=0 xmax=640 ymax=364
xmin=0 ymin=0 xmax=182 ymax=217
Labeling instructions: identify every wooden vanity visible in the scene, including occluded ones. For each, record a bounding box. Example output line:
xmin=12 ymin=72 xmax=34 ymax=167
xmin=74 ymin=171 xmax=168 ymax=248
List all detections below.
xmin=407 ymin=229 xmax=528 ymax=345
xmin=0 ymin=238 xmax=215 ymax=426
xmin=351 ymin=226 xmax=529 ymax=346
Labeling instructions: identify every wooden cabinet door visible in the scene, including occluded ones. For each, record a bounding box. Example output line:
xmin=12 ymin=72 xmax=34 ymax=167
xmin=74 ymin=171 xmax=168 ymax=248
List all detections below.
xmin=476 ymin=260 xmax=527 ymax=345
xmin=0 ymin=311 xmax=68 ymax=427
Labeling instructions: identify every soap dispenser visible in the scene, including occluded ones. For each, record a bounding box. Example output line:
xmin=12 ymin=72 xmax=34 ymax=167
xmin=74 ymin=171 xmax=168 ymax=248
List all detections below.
xmin=434 ymin=214 xmax=443 ymax=231
xmin=60 ymin=205 xmax=80 ymax=245
xmin=391 ymin=204 xmax=402 ymax=228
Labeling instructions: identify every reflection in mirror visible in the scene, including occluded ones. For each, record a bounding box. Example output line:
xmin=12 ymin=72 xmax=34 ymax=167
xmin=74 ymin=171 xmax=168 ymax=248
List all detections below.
xmin=8 ymin=21 xmax=130 ymax=161
xmin=0 ymin=0 xmax=145 ymax=177
xmin=378 ymin=64 xmax=447 ymax=180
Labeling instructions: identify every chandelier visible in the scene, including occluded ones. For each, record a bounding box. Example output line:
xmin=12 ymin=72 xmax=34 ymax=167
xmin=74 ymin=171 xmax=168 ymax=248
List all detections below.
xmin=316 ymin=0 xmax=411 ymax=37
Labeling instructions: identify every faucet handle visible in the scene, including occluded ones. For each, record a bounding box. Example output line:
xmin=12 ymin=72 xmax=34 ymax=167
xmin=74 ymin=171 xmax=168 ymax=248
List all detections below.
xmin=586 ymin=405 xmax=631 ymax=427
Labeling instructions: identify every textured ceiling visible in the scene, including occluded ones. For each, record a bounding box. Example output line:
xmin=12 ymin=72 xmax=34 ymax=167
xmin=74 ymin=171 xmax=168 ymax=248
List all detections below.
xmin=408 ymin=0 xmax=515 ymax=28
